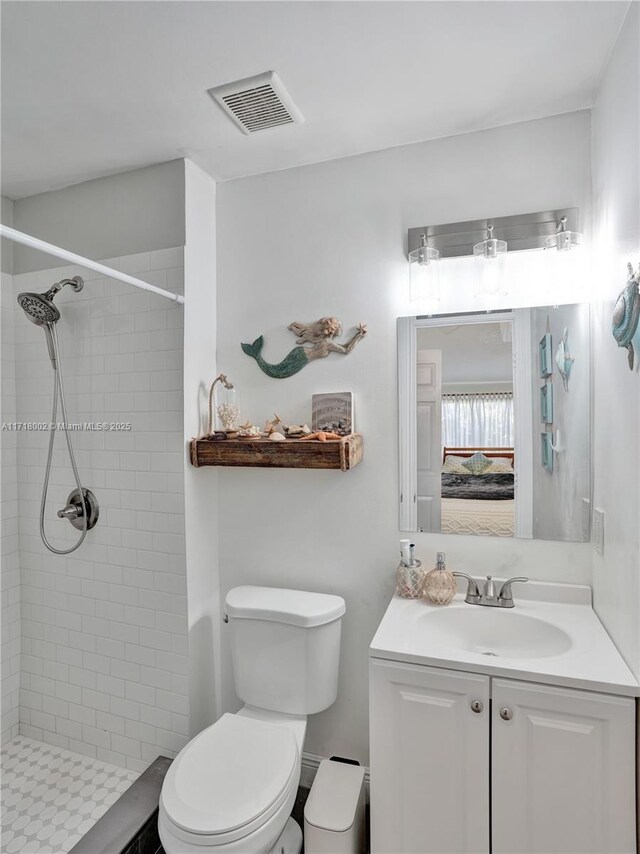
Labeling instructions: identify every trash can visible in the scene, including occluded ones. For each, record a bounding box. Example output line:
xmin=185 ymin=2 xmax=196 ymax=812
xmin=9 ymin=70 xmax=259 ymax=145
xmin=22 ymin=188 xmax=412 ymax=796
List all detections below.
xmin=304 ymin=759 xmax=366 ymax=854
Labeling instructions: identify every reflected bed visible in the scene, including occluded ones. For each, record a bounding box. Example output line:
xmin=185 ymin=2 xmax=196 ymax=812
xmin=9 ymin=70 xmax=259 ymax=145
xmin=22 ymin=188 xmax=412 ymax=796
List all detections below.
xmin=441 ymin=447 xmax=515 ymax=537
xmin=441 ymin=498 xmax=514 ymax=537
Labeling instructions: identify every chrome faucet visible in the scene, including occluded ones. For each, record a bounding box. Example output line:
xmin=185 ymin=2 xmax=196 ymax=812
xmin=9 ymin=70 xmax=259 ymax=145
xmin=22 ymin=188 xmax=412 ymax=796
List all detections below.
xmin=453 ymin=573 xmax=529 ymax=608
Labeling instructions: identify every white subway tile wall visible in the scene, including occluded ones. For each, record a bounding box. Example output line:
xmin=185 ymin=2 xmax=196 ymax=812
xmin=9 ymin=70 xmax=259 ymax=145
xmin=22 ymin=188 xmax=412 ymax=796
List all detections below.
xmin=1 ymin=271 xmax=21 ymax=745
xmin=11 ymin=248 xmax=188 ymax=772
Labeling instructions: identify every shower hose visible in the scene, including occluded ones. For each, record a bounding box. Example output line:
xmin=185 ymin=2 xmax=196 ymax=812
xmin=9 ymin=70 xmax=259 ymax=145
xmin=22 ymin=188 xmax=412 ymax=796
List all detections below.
xmin=40 ymin=323 xmax=88 ymax=554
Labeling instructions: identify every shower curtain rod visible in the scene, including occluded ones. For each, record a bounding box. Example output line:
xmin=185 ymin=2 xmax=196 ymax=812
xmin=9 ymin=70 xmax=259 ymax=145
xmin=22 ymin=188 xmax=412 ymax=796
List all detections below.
xmin=0 ymin=225 xmax=185 ymax=305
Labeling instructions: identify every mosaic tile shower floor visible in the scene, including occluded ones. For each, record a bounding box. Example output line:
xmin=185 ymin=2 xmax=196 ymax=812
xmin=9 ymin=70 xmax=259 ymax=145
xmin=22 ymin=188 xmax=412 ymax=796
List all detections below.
xmin=1 ymin=736 xmax=139 ymax=854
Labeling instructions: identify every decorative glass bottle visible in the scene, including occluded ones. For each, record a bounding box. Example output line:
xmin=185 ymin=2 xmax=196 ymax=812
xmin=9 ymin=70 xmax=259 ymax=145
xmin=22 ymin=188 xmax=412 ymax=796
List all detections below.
xmin=207 ymin=373 xmax=240 ymax=435
xmin=216 ymin=383 xmax=240 ymax=432
xmin=422 ymin=552 xmax=457 ymax=605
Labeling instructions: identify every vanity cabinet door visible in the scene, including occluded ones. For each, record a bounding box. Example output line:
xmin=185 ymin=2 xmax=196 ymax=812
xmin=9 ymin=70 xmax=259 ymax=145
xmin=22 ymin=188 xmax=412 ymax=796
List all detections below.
xmin=492 ymin=678 xmax=636 ymax=854
xmin=370 ymin=659 xmax=490 ymax=854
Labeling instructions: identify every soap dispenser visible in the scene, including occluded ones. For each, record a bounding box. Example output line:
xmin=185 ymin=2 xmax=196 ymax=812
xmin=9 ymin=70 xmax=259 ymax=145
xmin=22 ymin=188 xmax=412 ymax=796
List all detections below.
xmin=422 ymin=552 xmax=457 ymax=605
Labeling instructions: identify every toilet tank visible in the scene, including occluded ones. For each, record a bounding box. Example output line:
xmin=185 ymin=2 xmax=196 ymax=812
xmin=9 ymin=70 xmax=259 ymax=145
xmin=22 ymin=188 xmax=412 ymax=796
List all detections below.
xmin=225 ymin=586 xmax=346 ymax=715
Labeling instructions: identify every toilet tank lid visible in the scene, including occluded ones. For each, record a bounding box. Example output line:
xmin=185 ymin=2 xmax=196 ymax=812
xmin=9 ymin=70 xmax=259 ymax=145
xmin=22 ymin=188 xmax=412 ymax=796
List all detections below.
xmin=225 ymin=586 xmax=346 ymax=628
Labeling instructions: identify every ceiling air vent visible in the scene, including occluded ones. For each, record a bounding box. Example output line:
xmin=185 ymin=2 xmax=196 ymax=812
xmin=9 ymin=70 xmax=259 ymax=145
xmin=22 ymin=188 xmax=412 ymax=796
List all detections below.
xmin=208 ymin=71 xmax=304 ymax=135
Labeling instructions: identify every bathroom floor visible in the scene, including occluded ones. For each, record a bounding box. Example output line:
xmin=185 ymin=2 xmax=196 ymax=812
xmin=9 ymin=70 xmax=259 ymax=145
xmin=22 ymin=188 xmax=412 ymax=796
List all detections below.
xmin=1 ymin=736 xmax=139 ymax=854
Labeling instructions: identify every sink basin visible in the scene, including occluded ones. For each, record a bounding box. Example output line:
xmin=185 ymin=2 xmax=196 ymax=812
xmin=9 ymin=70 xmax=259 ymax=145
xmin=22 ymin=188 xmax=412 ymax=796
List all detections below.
xmin=416 ymin=607 xmax=572 ymax=659
xmin=371 ymin=584 xmax=639 ymax=696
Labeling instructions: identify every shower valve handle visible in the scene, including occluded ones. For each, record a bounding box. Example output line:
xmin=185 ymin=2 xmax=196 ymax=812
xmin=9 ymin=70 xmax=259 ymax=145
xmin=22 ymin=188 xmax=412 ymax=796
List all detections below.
xmin=57 ymin=488 xmax=99 ymax=532
xmin=57 ymin=503 xmax=81 ymax=521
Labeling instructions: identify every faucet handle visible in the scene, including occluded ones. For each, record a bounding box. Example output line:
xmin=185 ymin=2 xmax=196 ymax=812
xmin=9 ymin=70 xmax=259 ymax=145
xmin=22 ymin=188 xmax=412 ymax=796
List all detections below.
xmin=498 ymin=577 xmax=529 ymax=604
xmin=452 ymin=572 xmax=480 ymax=603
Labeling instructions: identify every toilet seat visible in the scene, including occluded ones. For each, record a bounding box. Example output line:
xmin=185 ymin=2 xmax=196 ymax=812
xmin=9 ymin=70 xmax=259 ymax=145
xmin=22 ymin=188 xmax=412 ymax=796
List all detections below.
xmin=160 ymin=713 xmax=299 ymax=846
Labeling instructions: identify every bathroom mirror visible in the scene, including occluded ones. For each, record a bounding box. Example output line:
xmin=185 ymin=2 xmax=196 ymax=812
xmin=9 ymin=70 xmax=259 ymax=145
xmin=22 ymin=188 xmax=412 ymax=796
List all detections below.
xmin=398 ymin=303 xmax=591 ymax=541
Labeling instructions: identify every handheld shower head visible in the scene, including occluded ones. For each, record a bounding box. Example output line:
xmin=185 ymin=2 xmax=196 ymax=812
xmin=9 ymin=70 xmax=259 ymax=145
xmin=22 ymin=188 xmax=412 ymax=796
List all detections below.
xmin=17 ymin=293 xmax=60 ymax=368
xmin=17 ymin=277 xmax=83 ymax=368
xmin=17 ymin=291 xmax=60 ymax=324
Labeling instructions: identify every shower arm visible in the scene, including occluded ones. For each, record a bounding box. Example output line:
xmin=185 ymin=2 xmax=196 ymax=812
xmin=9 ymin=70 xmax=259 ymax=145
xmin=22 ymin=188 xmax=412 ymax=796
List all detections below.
xmin=0 ymin=225 xmax=185 ymax=305
xmin=44 ymin=276 xmax=84 ymax=301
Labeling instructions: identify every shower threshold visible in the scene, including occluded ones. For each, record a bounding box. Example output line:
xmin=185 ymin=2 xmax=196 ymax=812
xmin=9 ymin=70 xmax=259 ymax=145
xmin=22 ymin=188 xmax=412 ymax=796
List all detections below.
xmin=1 ymin=735 xmax=139 ymax=853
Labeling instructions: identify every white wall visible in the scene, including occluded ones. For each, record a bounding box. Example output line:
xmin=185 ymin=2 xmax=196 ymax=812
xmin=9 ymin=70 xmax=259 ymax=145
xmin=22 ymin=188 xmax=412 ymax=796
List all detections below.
xmin=183 ymin=160 xmax=222 ymax=736
xmin=216 ymin=111 xmax=594 ymax=764
xmin=1 ymin=191 xmax=19 ymax=744
xmin=11 ymin=161 xmax=185 ymax=274
xmin=12 ymin=249 xmax=189 ymax=771
xmin=590 ymin=3 xmax=640 ymax=676
xmin=530 ymin=303 xmax=591 ymax=542
xmin=1 ymin=269 xmax=21 ymax=744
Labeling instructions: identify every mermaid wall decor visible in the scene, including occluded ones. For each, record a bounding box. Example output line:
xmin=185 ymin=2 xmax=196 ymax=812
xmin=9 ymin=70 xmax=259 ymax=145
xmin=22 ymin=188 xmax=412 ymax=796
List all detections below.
xmin=241 ymin=316 xmax=368 ymax=379
xmin=612 ymin=262 xmax=640 ymax=371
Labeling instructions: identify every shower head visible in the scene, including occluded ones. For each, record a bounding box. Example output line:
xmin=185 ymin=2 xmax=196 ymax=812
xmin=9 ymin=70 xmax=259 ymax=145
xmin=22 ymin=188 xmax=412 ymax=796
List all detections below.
xmin=17 ymin=276 xmax=83 ymax=326
xmin=17 ymin=277 xmax=83 ymax=369
xmin=17 ymin=292 xmax=61 ymax=324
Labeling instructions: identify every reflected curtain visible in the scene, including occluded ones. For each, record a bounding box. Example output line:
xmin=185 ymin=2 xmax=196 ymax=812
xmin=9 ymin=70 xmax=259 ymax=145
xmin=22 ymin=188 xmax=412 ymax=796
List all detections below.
xmin=442 ymin=393 xmax=513 ymax=447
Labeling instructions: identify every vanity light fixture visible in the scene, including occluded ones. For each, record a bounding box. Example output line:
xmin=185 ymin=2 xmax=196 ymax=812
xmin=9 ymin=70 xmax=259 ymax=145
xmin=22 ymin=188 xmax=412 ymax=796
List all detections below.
xmin=473 ymin=224 xmax=508 ymax=296
xmin=545 ymin=216 xmax=582 ymax=251
xmin=408 ymin=233 xmax=440 ymax=304
xmin=407 ymin=209 xmax=579 ymax=301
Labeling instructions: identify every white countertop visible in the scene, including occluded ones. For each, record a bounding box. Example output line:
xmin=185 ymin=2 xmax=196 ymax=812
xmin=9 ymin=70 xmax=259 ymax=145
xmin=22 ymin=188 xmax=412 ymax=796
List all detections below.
xmin=369 ymin=580 xmax=639 ymax=697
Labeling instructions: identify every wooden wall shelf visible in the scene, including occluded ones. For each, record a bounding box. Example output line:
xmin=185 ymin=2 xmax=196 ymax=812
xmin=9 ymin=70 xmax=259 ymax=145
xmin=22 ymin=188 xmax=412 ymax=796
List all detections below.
xmin=190 ymin=433 xmax=363 ymax=471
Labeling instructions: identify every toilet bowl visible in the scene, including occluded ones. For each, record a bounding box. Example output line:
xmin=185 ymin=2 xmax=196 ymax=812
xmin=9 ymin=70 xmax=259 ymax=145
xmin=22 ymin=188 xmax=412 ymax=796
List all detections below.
xmin=159 ymin=710 xmax=305 ymax=853
xmin=158 ymin=586 xmax=345 ymax=854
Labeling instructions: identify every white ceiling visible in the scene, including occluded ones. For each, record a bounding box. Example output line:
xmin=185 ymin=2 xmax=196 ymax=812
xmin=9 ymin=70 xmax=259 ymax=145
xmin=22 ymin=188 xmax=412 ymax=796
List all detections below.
xmin=0 ymin=0 xmax=629 ymax=200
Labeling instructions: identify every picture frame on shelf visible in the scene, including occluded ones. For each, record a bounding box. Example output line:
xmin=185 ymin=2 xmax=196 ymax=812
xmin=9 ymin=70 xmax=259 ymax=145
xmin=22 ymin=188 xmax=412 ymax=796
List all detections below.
xmin=312 ymin=392 xmax=354 ymax=436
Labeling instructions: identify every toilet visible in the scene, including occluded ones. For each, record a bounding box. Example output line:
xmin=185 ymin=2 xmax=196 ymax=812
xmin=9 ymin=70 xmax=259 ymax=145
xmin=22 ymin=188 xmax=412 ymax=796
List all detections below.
xmin=158 ymin=586 xmax=346 ymax=854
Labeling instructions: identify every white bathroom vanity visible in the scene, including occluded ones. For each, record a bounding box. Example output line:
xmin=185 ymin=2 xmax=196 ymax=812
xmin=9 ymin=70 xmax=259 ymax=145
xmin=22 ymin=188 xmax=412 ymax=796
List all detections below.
xmin=369 ymin=581 xmax=638 ymax=854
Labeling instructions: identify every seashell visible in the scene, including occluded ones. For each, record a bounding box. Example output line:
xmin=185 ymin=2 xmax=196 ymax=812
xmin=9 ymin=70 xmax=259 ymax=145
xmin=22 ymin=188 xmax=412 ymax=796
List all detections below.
xmin=283 ymin=424 xmax=311 ymax=437
xmin=269 ymin=432 xmax=286 ymax=441
xmin=237 ymin=424 xmax=262 ymax=438
xmin=263 ymin=413 xmax=282 ymax=435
